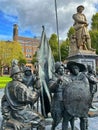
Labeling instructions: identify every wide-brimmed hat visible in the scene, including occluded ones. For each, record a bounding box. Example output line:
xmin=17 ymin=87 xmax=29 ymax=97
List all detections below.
xmin=77 ymin=5 xmax=84 ymax=11
xmin=67 ymin=61 xmax=86 ymax=72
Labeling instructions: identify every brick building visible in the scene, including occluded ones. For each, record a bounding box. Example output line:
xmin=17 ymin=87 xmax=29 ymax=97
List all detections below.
xmin=13 ymin=24 xmax=40 ymax=69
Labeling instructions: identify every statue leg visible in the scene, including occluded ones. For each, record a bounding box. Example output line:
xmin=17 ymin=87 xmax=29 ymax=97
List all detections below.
xmin=62 ymin=118 xmax=69 ymax=130
xmin=51 ymin=120 xmax=58 ymax=130
xmin=70 ymin=117 xmax=75 ymax=130
xmin=51 ymin=101 xmax=63 ymax=130
xmin=80 ymin=117 xmax=88 ymax=130
xmin=62 ymin=111 xmax=74 ymax=130
xmin=51 ymin=117 xmax=62 ymax=130
xmin=86 ymin=37 xmax=96 ymax=51
xmin=90 ymin=93 xmax=94 ymax=108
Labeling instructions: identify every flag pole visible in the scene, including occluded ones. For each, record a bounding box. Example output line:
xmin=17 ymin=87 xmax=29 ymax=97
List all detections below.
xmin=54 ymin=0 xmax=61 ymax=62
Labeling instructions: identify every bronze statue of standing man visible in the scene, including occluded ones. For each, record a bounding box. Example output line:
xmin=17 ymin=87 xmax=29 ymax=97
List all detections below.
xmin=73 ymin=5 xmax=95 ymax=51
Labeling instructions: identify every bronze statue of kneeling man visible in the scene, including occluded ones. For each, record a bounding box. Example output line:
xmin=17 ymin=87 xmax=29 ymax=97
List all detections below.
xmin=1 ymin=61 xmax=45 ymax=130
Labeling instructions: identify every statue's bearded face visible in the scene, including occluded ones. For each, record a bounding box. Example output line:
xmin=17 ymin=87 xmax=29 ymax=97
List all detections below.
xmin=13 ymin=72 xmax=24 ymax=82
xmin=77 ymin=7 xmax=84 ymax=13
xmin=71 ymin=65 xmax=80 ymax=75
xmin=25 ymin=70 xmax=32 ymax=76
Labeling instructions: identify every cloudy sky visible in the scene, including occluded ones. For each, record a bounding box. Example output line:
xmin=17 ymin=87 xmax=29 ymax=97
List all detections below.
xmin=0 ymin=0 xmax=98 ymax=41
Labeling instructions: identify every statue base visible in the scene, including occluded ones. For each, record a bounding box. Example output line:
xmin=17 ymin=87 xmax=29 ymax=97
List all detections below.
xmin=67 ymin=49 xmax=98 ymax=71
xmin=69 ymin=49 xmax=96 ymax=56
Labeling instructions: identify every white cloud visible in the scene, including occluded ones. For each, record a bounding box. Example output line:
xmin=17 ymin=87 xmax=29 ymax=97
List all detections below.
xmin=0 ymin=0 xmax=98 ymax=39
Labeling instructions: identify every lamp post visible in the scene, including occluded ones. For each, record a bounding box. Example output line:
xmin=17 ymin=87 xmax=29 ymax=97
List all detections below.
xmin=54 ymin=0 xmax=61 ymax=62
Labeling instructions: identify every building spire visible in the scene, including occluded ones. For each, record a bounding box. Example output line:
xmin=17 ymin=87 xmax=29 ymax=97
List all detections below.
xmin=13 ymin=24 xmax=18 ymax=41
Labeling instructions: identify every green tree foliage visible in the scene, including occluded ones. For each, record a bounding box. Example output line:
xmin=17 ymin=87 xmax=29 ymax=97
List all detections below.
xmin=90 ymin=30 xmax=98 ymax=54
xmin=49 ymin=33 xmax=59 ymax=61
xmin=0 ymin=41 xmax=25 ymax=76
xmin=91 ymin=13 xmax=98 ymax=31
xmin=90 ymin=13 xmax=98 ymax=54
xmin=18 ymin=58 xmax=26 ymax=66
xmin=67 ymin=27 xmax=75 ymax=38
xmin=60 ymin=27 xmax=75 ymax=60
xmin=60 ymin=39 xmax=69 ymax=61
xmin=7 ymin=41 xmax=25 ymax=64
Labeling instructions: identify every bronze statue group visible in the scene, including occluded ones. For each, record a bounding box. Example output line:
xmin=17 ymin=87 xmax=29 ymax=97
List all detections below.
xmin=0 ymin=5 xmax=98 ymax=130
xmin=1 ymin=59 xmax=97 ymax=130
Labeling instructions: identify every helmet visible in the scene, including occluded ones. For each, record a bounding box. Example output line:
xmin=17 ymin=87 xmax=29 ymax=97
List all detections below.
xmin=11 ymin=59 xmax=18 ymax=67
xmin=10 ymin=65 xmax=22 ymax=77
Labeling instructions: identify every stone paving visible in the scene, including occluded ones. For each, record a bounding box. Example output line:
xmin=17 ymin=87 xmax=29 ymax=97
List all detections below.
xmin=0 ymin=89 xmax=98 ymax=130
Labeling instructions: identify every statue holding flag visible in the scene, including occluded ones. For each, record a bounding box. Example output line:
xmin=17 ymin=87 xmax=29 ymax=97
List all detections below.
xmin=37 ymin=26 xmax=55 ymax=118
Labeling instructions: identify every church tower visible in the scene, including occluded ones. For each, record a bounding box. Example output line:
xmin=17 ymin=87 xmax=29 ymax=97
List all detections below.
xmin=13 ymin=24 xmax=18 ymax=41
